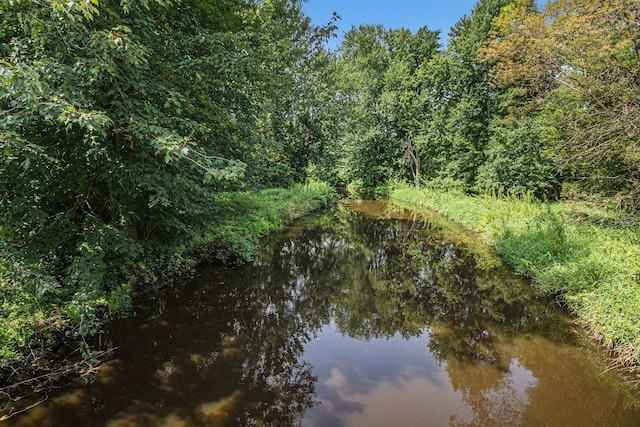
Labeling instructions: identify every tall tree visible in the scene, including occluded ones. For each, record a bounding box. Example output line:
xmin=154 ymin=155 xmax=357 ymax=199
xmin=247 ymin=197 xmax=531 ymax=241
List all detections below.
xmin=483 ymin=0 xmax=640 ymax=201
xmin=420 ymin=0 xmax=514 ymax=187
xmin=0 ymin=0 xmax=331 ymax=327
xmin=382 ymin=27 xmax=440 ymax=188
xmin=254 ymin=10 xmax=339 ymax=186
xmin=326 ymin=24 xmax=439 ymax=190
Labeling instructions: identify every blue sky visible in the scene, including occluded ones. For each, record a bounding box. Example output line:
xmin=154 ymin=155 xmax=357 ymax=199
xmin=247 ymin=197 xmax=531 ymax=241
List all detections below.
xmin=302 ymin=0 xmax=480 ymax=48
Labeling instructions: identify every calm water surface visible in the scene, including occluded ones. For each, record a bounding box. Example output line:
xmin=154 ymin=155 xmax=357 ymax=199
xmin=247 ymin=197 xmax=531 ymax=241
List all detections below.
xmin=5 ymin=200 xmax=640 ymax=426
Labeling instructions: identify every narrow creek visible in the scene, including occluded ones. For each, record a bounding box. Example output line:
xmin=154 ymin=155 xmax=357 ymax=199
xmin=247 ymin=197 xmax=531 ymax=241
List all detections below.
xmin=6 ymin=200 xmax=640 ymax=426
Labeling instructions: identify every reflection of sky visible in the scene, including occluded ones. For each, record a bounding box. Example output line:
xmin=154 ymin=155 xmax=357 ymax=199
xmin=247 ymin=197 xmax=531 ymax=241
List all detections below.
xmin=300 ymin=322 xmax=544 ymax=427
xmin=301 ymin=322 xmax=475 ymax=427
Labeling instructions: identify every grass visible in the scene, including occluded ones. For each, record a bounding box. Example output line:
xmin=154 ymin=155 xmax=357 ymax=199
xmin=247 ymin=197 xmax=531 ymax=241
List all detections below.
xmin=195 ymin=180 xmax=339 ymax=263
xmin=0 ymin=181 xmax=338 ymax=366
xmin=390 ymin=185 xmax=640 ymax=377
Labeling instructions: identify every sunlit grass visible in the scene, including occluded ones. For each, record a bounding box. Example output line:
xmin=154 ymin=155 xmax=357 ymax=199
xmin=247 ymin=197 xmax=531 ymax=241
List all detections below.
xmin=391 ymin=185 xmax=640 ymax=372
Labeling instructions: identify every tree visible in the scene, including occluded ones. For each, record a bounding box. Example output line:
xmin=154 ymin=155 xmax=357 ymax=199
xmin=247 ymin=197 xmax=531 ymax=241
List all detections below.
xmin=0 ymin=0 xmax=332 ymax=339
xmin=325 ymin=24 xmax=439 ymax=190
xmin=474 ymin=118 xmax=559 ymax=198
xmin=419 ymin=0 xmax=514 ymax=188
xmin=483 ymin=0 xmax=640 ymax=202
xmin=248 ymin=6 xmax=339 ymax=186
xmin=382 ymin=27 xmax=440 ymax=188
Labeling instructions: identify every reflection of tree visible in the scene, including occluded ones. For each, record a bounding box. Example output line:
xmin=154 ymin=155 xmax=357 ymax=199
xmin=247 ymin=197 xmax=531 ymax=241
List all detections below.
xmin=272 ymin=201 xmax=575 ymax=364
xmin=7 ymin=200 xmax=592 ymax=426
xmin=256 ymin=198 xmax=580 ymax=426
xmin=247 ymin=199 xmax=577 ymax=425
xmin=260 ymin=200 xmax=581 ymax=426
xmin=7 ymin=259 xmax=323 ymax=426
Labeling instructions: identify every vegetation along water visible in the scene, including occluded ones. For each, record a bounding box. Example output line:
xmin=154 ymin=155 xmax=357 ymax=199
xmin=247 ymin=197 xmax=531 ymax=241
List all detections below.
xmin=391 ymin=185 xmax=640 ymax=381
xmin=3 ymin=200 xmax=640 ymax=426
xmin=2 ymin=0 xmax=640 ymax=421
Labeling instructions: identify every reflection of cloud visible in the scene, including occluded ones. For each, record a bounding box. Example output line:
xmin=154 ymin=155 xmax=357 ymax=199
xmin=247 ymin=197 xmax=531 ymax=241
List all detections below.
xmin=508 ymin=359 xmax=538 ymax=398
xmin=106 ymin=412 xmax=190 ymax=427
xmin=198 ymin=390 xmax=243 ymax=422
xmin=478 ymin=360 xmax=537 ymax=424
xmin=325 ymin=367 xmax=348 ymax=390
xmin=304 ymin=326 xmax=475 ymax=426
xmin=312 ymin=366 xmax=474 ymax=427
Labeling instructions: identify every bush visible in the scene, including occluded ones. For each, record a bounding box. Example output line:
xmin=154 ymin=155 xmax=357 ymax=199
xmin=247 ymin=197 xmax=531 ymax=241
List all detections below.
xmin=0 ymin=182 xmax=338 ymax=365
xmin=475 ymin=119 xmax=560 ymax=199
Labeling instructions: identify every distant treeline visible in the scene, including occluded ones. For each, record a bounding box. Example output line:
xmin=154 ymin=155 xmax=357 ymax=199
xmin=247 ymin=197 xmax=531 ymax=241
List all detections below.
xmin=307 ymin=0 xmax=640 ymax=206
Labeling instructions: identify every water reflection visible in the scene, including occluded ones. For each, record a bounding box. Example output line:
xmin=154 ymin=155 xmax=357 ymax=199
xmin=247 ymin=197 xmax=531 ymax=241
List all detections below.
xmin=3 ymin=200 xmax=639 ymax=426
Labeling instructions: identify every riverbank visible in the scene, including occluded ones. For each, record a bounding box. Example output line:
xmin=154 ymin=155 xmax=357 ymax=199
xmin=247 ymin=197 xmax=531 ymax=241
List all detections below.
xmin=391 ymin=186 xmax=640 ymax=383
xmin=0 ymin=181 xmax=338 ymax=401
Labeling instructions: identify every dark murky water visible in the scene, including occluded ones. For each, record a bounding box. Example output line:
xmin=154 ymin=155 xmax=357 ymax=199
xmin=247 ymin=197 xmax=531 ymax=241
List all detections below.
xmin=5 ymin=200 xmax=640 ymax=426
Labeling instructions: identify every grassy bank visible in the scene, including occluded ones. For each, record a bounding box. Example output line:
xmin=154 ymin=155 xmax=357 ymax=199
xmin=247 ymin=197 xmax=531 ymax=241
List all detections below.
xmin=0 ymin=181 xmax=338 ymax=370
xmin=391 ymin=186 xmax=640 ymax=380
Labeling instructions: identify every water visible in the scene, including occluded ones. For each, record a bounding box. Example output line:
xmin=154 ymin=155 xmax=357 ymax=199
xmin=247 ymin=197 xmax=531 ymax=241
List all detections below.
xmin=4 ymin=200 xmax=640 ymax=426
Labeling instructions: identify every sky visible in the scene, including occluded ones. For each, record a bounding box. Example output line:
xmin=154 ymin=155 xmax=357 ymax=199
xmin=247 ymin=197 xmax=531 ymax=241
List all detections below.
xmin=301 ymin=0 xmax=480 ymax=49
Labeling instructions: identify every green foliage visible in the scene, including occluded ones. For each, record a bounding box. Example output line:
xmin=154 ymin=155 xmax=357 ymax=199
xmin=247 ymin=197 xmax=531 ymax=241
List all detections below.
xmin=0 ymin=181 xmax=337 ymax=363
xmin=0 ymin=0 xmax=338 ymax=365
xmin=246 ymin=8 xmax=339 ymax=186
xmin=345 ymin=179 xmax=365 ymax=198
xmin=316 ymin=24 xmax=440 ymax=190
xmin=308 ymin=0 xmax=572 ymax=204
xmin=391 ymin=187 xmax=640 ymax=366
xmin=184 ymin=181 xmax=339 ymax=263
xmin=316 ymin=0 xmax=552 ymax=197
xmin=483 ymin=0 xmax=640 ymax=206
xmin=414 ymin=0 xmax=513 ymax=188
xmin=474 ymin=118 xmax=560 ymax=198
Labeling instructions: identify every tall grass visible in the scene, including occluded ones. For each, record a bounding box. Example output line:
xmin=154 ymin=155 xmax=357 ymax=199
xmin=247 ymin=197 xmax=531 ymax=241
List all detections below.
xmin=391 ymin=186 xmax=640 ymax=373
xmin=196 ymin=181 xmax=338 ymax=262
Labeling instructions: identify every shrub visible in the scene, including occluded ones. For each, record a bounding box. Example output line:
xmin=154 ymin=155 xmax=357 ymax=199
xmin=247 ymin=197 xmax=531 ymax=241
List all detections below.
xmin=475 ymin=119 xmax=560 ymax=199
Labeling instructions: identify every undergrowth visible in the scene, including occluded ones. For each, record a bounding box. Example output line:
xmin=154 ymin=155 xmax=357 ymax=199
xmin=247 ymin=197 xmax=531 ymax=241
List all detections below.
xmin=0 ymin=181 xmax=338 ymax=367
xmin=391 ymin=184 xmax=640 ymax=376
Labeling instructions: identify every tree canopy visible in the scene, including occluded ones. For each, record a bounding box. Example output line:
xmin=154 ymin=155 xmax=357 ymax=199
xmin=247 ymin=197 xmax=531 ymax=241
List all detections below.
xmin=307 ymin=0 xmax=559 ymax=198
xmin=0 ymin=0 xmax=336 ymax=354
xmin=482 ymin=0 xmax=640 ymax=201
xmin=306 ymin=0 xmax=635 ymax=202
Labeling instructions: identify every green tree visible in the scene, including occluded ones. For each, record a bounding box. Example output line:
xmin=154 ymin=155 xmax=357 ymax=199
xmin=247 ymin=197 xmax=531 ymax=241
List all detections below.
xmin=420 ymin=0 xmax=514 ymax=188
xmin=483 ymin=0 xmax=640 ymax=203
xmin=337 ymin=24 xmax=394 ymax=190
xmin=474 ymin=118 xmax=559 ymax=198
xmin=326 ymin=24 xmax=439 ymax=191
xmin=382 ymin=27 xmax=440 ymax=188
xmin=0 ymin=0 xmax=333 ymax=343
xmin=248 ymin=7 xmax=339 ymax=187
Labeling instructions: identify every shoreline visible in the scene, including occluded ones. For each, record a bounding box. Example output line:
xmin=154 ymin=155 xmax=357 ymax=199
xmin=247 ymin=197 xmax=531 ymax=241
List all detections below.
xmin=390 ymin=186 xmax=640 ymax=386
xmin=0 ymin=182 xmax=339 ymax=418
